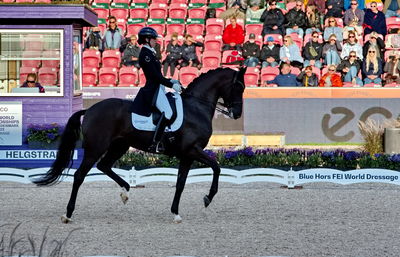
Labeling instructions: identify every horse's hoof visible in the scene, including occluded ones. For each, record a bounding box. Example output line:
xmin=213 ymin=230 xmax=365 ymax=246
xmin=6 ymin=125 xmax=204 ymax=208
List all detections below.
xmin=204 ymin=195 xmax=211 ymax=208
xmin=120 ymin=188 xmax=129 ymax=205
xmin=61 ymin=215 xmax=72 ymax=224
xmin=173 ymin=214 xmax=182 ymax=223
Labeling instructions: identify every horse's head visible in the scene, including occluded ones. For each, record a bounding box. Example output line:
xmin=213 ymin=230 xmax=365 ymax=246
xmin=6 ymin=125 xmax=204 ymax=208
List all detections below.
xmin=220 ymin=67 xmax=246 ymax=119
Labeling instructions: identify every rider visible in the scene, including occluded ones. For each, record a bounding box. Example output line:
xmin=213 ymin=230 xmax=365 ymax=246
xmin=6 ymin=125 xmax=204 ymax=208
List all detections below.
xmin=132 ymin=27 xmax=183 ymax=153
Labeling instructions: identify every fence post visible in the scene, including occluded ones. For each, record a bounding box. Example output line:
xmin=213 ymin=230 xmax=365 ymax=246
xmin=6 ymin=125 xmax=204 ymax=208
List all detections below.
xmin=287 ymin=167 xmax=295 ymax=189
xmin=128 ymin=167 xmax=136 ymax=187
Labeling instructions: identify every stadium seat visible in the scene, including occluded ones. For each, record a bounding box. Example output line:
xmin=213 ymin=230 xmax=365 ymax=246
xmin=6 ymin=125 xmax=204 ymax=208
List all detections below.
xmin=244 ymin=67 xmax=260 ymax=87
xmin=200 ymin=67 xmax=213 ymax=74
xmin=92 ymin=0 xmax=110 ymax=3
xmin=19 ymin=67 xmax=38 ymax=84
xmin=190 ymin=0 xmax=207 ymax=3
xmin=342 ymin=82 xmax=355 ymax=87
xmin=179 ymin=66 xmax=199 ymax=86
xmin=188 ymin=7 xmax=207 ymax=19
xmin=286 ymin=1 xmax=296 ymax=10
xmin=113 ymin=0 xmax=130 ymax=3
xmin=101 ymin=50 xmax=121 ymax=68
xmin=116 ymin=19 xmax=127 ymax=34
xmin=110 ymin=3 xmax=129 ymax=19
xmin=152 ymin=0 xmax=168 ymax=4
xmin=205 ymin=18 xmax=224 ymax=35
xmin=98 ymin=67 xmax=118 ymax=87
xmin=303 ymin=33 xmax=323 ymax=46
xmin=221 ymin=50 xmax=242 ymax=68
xmin=129 ymin=6 xmax=148 ymax=19
xmin=149 ymin=4 xmax=168 ymax=19
xmin=245 ymin=23 xmax=263 ymax=37
xmin=118 ymin=66 xmax=139 ymax=87
xmin=289 ymin=33 xmax=303 ymax=50
xmin=38 ymin=67 xmax=58 ymax=86
xmin=2 ymin=0 xmax=15 ymax=2
xmin=204 ymin=35 xmax=223 ymax=51
xmin=384 ymin=83 xmax=400 ymax=87
xmin=35 ymin=0 xmax=51 ymax=3
xmin=83 ymin=49 xmax=101 ymax=68
xmin=148 ymin=23 xmax=166 ymax=36
xmin=363 ymin=83 xmax=382 ymax=87
xmin=131 ymin=0 xmax=150 ymax=3
xmin=202 ymin=50 xmax=221 ymax=68
xmin=137 ymin=69 xmax=146 ymax=87
xmin=260 ymin=67 xmax=280 ymax=85
xmin=21 ymin=51 xmax=41 ymax=68
xmin=15 ymin=0 xmax=34 ymax=2
xmin=186 ymin=22 xmax=205 ymax=37
xmin=126 ymin=22 xmax=145 ymax=37
xmin=168 ymin=3 xmax=187 ymax=19
xmin=312 ymin=66 xmax=321 ymax=79
xmin=386 ymin=17 xmax=400 ymax=33
xmin=82 ymin=67 xmax=98 ymax=87
xmin=166 ymin=21 xmax=186 ymax=35
xmin=291 ymin=67 xmax=301 ymax=76
xmin=263 ymin=34 xmax=283 ymax=45
xmin=41 ymin=50 xmax=60 ymax=68
xmin=92 ymin=7 xmax=109 ymax=19
xmin=23 ymin=34 xmax=44 ymax=51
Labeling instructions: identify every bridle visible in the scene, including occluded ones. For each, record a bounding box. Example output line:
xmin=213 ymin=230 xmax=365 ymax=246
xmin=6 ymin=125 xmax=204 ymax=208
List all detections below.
xmin=216 ymin=70 xmax=245 ymax=117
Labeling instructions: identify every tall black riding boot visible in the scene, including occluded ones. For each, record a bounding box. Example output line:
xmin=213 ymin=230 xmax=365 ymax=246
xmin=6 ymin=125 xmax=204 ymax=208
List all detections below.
xmin=148 ymin=113 xmax=168 ymax=153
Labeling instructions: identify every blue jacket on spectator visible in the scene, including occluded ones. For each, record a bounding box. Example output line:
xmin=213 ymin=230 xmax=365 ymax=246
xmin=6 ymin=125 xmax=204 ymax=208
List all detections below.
xmin=104 ymin=27 xmax=123 ymax=50
xmin=267 ymin=73 xmax=301 ymax=87
xmin=364 ymin=9 xmax=387 ymax=37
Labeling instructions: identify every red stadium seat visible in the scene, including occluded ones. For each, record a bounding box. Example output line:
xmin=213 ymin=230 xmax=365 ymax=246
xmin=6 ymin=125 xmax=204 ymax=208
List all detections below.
xmin=83 ymin=49 xmax=101 ymax=68
xmin=221 ymin=50 xmax=242 ymax=68
xmin=41 ymin=50 xmax=60 ymax=68
xmin=289 ymin=33 xmax=303 ymax=50
xmin=92 ymin=0 xmax=110 ymax=3
xmin=286 ymin=1 xmax=296 ymax=10
xmin=386 ymin=17 xmax=400 ymax=32
xmin=312 ymin=66 xmax=321 ymax=79
xmin=384 ymin=83 xmax=400 ymax=87
xmin=166 ymin=21 xmax=186 ymax=35
xmin=204 ymin=35 xmax=223 ymax=51
xmin=114 ymin=0 xmax=130 ymax=3
xmin=205 ymin=18 xmax=224 ymax=35
xmin=188 ymin=7 xmax=207 ymax=19
xmin=19 ymin=67 xmax=38 ymax=84
xmin=129 ymin=6 xmax=148 ymax=19
xmin=148 ymin=23 xmax=166 ymax=36
xmin=82 ymin=67 xmax=98 ymax=87
xmin=291 ymin=67 xmax=301 ymax=76
xmin=126 ymin=22 xmax=145 ymax=37
xmin=179 ymin=66 xmax=199 ymax=86
xmin=92 ymin=7 xmax=109 ymax=19
xmin=149 ymin=4 xmax=168 ymax=19
xmin=38 ymin=67 xmax=58 ymax=86
xmin=170 ymin=0 xmax=187 ymax=4
xmin=190 ymin=0 xmax=207 ymax=3
xmin=98 ymin=67 xmax=118 ymax=87
xmin=260 ymin=67 xmax=280 ymax=85
xmin=110 ymin=3 xmax=129 ymax=19
xmin=23 ymin=34 xmax=44 ymax=51
xmin=21 ymin=51 xmax=41 ymax=68
xmin=202 ymin=50 xmax=221 ymax=68
xmin=263 ymin=34 xmax=283 ymax=45
xmin=2 ymin=0 xmax=15 ymax=2
xmin=244 ymin=67 xmax=260 ymax=87
xmin=15 ymin=0 xmax=33 ymax=2
xmin=152 ymin=0 xmax=168 ymax=3
xmin=245 ymin=23 xmax=263 ymax=37
xmin=168 ymin=3 xmax=187 ymax=19
xmin=101 ymin=50 xmax=121 ymax=68
xmin=342 ymin=82 xmax=355 ymax=87
xmin=116 ymin=19 xmax=127 ymax=34
xmin=186 ymin=22 xmax=205 ymax=37
xmin=363 ymin=83 xmax=382 ymax=87
xmin=137 ymin=69 xmax=146 ymax=87
xmin=118 ymin=66 xmax=139 ymax=87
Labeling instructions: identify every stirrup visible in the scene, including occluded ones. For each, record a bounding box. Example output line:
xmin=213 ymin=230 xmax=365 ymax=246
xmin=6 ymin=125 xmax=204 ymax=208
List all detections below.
xmin=148 ymin=141 xmax=165 ymax=153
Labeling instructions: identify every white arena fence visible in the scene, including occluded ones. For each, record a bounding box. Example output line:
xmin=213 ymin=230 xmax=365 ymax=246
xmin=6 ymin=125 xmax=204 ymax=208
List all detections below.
xmin=1 ymin=167 xmax=400 ymax=188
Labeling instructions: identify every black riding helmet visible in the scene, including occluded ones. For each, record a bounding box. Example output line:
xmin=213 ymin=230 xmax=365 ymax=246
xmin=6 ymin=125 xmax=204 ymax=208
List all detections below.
xmin=138 ymin=27 xmax=159 ymax=45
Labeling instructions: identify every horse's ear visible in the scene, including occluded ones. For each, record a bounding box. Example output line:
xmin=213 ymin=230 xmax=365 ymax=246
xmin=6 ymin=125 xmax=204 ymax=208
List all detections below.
xmin=238 ymin=66 xmax=247 ymax=77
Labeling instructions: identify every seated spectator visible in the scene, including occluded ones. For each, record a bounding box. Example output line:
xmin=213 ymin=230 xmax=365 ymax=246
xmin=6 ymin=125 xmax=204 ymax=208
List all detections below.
xmin=307 ymin=0 xmax=326 ymax=16
xmin=20 ymin=73 xmax=45 ymax=93
xmin=104 ymin=16 xmax=123 ymax=50
xmin=362 ymin=47 xmax=383 ymax=84
xmin=303 ymin=31 xmax=323 ymax=68
xmin=341 ymin=31 xmax=363 ymax=60
xmin=323 ymin=34 xmax=342 ymax=65
xmin=222 ymin=17 xmax=245 ymax=51
xmin=297 ymin=65 xmax=319 ymax=87
xmin=337 ymin=50 xmax=363 ymax=86
xmin=219 ymin=0 xmax=247 ymax=20
xmin=243 ymin=33 xmax=261 ymax=67
xmin=154 ymin=41 xmax=162 ymax=61
xmin=181 ymin=34 xmax=203 ymax=68
xmin=323 ymin=17 xmax=343 ymax=42
xmin=162 ymin=33 xmax=182 ymax=77
xmin=246 ymin=1 xmax=266 ymax=20
xmin=325 ymin=0 xmax=344 ymax=18
xmin=363 ymin=2 xmax=387 ymax=37
xmin=384 ymin=0 xmax=400 ymax=18
xmin=305 ymin=4 xmax=323 ymax=35
xmin=319 ymin=65 xmax=343 ymax=87
xmin=362 ymin=31 xmax=385 ymax=60
xmin=284 ymin=1 xmax=306 ymax=38
xmin=260 ymin=0 xmax=285 ymax=36
xmin=280 ymin=35 xmax=304 ymax=69
xmin=122 ymin=35 xmax=141 ymax=68
xmin=344 ymin=1 xmax=364 ymax=28
xmin=343 ymin=20 xmax=363 ymax=40
xmin=345 ymin=0 xmax=365 ymax=10
xmin=260 ymin=36 xmax=280 ymax=67
xmin=388 ymin=29 xmax=400 ymax=49
xmin=266 ymin=63 xmax=301 ymax=86
xmin=85 ymin=27 xmax=103 ymax=51
xmin=384 ymin=54 xmax=400 ymax=84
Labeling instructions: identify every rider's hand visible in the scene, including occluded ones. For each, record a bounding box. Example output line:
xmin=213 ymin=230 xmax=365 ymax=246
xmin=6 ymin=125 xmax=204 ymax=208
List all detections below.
xmin=172 ymin=83 xmax=182 ymax=93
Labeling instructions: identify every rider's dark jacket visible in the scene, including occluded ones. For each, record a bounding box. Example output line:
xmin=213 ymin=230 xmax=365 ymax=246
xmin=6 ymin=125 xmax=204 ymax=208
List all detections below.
xmin=132 ymin=46 xmax=173 ymax=116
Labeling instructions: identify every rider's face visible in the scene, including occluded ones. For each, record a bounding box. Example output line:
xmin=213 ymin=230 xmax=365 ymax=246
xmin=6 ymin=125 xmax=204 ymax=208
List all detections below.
xmin=149 ymin=38 xmax=157 ymax=48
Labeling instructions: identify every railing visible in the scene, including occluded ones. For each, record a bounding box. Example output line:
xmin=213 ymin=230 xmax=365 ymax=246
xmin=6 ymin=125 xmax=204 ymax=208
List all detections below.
xmin=1 ymin=167 xmax=400 ymax=188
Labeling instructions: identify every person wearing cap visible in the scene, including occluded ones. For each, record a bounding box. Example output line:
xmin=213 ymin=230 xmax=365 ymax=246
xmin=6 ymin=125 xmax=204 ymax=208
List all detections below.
xmin=222 ymin=17 xmax=245 ymax=51
xmin=322 ymin=34 xmax=342 ymax=65
xmin=132 ymin=27 xmax=183 ymax=153
xmin=362 ymin=31 xmax=385 ymax=60
xmin=260 ymin=36 xmax=280 ymax=67
xmin=242 ymin=33 xmax=261 ymax=67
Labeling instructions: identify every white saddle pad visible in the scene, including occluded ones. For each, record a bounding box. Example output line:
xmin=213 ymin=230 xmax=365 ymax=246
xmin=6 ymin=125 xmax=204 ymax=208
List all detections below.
xmin=131 ymin=92 xmax=183 ymax=132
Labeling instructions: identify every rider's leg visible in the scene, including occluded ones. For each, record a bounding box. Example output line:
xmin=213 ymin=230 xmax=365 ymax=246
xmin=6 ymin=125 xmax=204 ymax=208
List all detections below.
xmin=148 ymin=112 xmax=168 ymax=153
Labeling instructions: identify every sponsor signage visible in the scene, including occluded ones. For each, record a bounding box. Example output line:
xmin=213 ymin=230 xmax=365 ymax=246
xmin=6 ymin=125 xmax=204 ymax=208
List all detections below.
xmin=0 ymin=102 xmax=22 ymax=146
xmin=0 ymin=150 xmax=78 ymax=160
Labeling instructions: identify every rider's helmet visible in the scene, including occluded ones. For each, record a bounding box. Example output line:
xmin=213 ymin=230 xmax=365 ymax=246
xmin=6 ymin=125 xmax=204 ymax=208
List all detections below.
xmin=138 ymin=27 xmax=159 ymax=45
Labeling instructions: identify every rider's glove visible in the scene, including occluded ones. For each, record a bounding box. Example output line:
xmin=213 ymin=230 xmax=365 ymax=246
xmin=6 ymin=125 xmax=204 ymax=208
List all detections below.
xmin=170 ymin=79 xmax=180 ymax=85
xmin=172 ymin=83 xmax=182 ymax=93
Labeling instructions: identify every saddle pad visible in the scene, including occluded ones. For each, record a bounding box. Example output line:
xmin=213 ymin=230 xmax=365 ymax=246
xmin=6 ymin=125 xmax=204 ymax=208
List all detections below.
xmin=131 ymin=92 xmax=183 ymax=132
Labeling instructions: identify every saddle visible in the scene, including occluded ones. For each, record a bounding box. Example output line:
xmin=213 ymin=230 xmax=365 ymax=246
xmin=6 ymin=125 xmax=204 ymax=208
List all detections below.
xmin=131 ymin=91 xmax=183 ymax=132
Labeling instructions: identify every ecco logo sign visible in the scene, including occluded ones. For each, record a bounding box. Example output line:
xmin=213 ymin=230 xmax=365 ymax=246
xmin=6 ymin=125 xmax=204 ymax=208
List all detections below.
xmin=0 ymin=107 xmax=8 ymax=112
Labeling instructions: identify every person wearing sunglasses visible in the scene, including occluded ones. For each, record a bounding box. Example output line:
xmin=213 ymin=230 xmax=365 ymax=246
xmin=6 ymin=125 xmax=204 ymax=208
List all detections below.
xmin=362 ymin=31 xmax=384 ymax=59
xmin=323 ymin=17 xmax=343 ymax=42
xmin=304 ymin=4 xmax=323 ymax=35
xmin=363 ymin=1 xmax=387 ymax=37
xmin=20 ymin=73 xmax=45 ymax=93
xmin=325 ymin=0 xmax=344 ymax=18
xmin=104 ymin=16 xmax=123 ymax=50
xmin=384 ymin=54 xmax=400 ymax=84
xmin=260 ymin=0 xmax=285 ymax=36
xmin=303 ymin=31 xmax=323 ymax=68
xmin=280 ymin=35 xmax=304 ymax=69
xmin=322 ymin=34 xmax=342 ymax=66
xmin=344 ymin=1 xmax=364 ymax=27
xmin=341 ymin=31 xmax=363 ymax=61
xmin=337 ymin=50 xmax=363 ymax=86
xmin=284 ymin=1 xmax=306 ymax=38
xmin=297 ymin=65 xmax=319 ymax=87
xmin=319 ymin=65 xmax=343 ymax=87
xmin=362 ymin=47 xmax=383 ymax=85
xmin=383 ymin=0 xmax=400 ymax=18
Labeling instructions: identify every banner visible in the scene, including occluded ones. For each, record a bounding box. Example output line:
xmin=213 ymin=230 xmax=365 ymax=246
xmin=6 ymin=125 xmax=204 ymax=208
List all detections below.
xmin=0 ymin=101 xmax=22 ymax=146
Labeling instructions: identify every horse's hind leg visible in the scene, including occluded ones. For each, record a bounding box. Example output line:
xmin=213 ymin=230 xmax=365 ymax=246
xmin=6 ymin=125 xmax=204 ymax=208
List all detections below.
xmin=171 ymin=158 xmax=193 ymax=223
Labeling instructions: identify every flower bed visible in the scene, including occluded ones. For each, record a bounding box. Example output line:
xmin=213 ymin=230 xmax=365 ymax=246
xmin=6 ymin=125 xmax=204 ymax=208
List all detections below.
xmin=26 ymin=123 xmax=62 ymax=149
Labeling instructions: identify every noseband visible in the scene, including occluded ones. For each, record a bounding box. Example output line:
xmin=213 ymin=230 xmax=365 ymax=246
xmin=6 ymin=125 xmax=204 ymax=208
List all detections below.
xmin=216 ymin=70 xmax=245 ymax=116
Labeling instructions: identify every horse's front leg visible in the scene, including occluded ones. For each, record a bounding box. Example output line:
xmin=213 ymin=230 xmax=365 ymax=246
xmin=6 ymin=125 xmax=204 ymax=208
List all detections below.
xmin=171 ymin=158 xmax=193 ymax=223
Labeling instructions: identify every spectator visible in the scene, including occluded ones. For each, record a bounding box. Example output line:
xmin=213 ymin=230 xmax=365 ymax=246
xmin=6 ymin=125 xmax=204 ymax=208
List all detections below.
xmin=344 ymin=1 xmax=364 ymax=27
xmin=222 ymin=17 xmax=245 ymax=51
xmin=85 ymin=27 xmax=103 ymax=51
xmin=260 ymin=0 xmax=285 ymax=36
xmin=362 ymin=31 xmax=385 ymax=60
xmin=154 ymin=41 xmax=162 ymax=60
xmin=343 ymin=20 xmax=363 ymax=40
xmin=384 ymin=54 xmax=400 ymax=84
xmin=388 ymin=29 xmax=400 ymax=49
xmin=20 ymin=73 xmax=45 ymax=93
xmin=284 ymin=1 xmax=307 ymax=38
xmin=297 ymin=65 xmax=319 ymax=87
xmin=345 ymin=0 xmax=365 ymax=10
xmin=305 ymin=4 xmax=323 ymax=35
xmin=322 ymin=34 xmax=342 ymax=65
xmin=280 ymin=35 xmax=304 ymax=69
xmin=362 ymin=47 xmax=383 ymax=84
xmin=246 ymin=1 xmax=266 ymax=20
xmin=303 ymin=31 xmax=323 ymax=68
xmin=181 ymin=34 xmax=203 ymax=68
xmin=325 ymin=0 xmax=343 ymax=18
xmin=162 ymin=33 xmax=182 ymax=77
xmin=364 ymin=2 xmax=387 ymax=37
xmin=323 ymin=17 xmax=343 ymax=42
xmin=243 ymin=33 xmax=261 ymax=67
xmin=337 ymin=50 xmax=363 ymax=86
xmin=307 ymin=0 xmax=326 ymax=16
xmin=319 ymin=65 xmax=343 ymax=87
xmin=260 ymin=36 xmax=280 ymax=67
xmin=383 ymin=0 xmax=400 ymax=18
xmin=122 ymin=35 xmax=141 ymax=68
xmin=266 ymin=63 xmax=301 ymax=86
xmin=341 ymin=31 xmax=363 ymax=60
xmin=219 ymin=0 xmax=247 ymax=20
xmin=104 ymin=16 xmax=123 ymax=50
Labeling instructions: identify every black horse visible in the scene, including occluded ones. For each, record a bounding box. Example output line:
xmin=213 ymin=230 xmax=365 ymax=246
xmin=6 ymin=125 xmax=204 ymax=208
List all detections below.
xmin=33 ymin=67 xmax=246 ymax=223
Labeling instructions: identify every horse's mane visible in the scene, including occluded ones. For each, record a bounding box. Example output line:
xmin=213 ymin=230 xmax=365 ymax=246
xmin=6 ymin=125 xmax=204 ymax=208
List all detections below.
xmin=184 ymin=67 xmax=234 ymax=93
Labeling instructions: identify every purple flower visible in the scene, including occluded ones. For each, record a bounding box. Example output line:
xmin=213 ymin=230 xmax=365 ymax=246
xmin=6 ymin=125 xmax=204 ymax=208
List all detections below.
xmin=224 ymin=151 xmax=238 ymax=159
xmin=47 ymin=133 xmax=56 ymax=140
xmin=389 ymin=154 xmax=400 ymax=162
xmin=241 ymin=147 xmax=255 ymax=157
xmin=344 ymin=151 xmax=360 ymax=161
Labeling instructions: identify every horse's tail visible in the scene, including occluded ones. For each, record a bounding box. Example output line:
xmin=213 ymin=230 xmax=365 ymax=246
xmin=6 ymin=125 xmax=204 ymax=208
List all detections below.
xmin=33 ymin=110 xmax=86 ymax=186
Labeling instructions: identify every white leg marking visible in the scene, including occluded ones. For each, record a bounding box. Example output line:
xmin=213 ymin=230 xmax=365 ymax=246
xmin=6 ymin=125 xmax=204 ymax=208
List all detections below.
xmin=120 ymin=187 xmax=129 ymax=205
xmin=61 ymin=214 xmax=72 ymax=223
xmin=173 ymin=214 xmax=182 ymax=223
